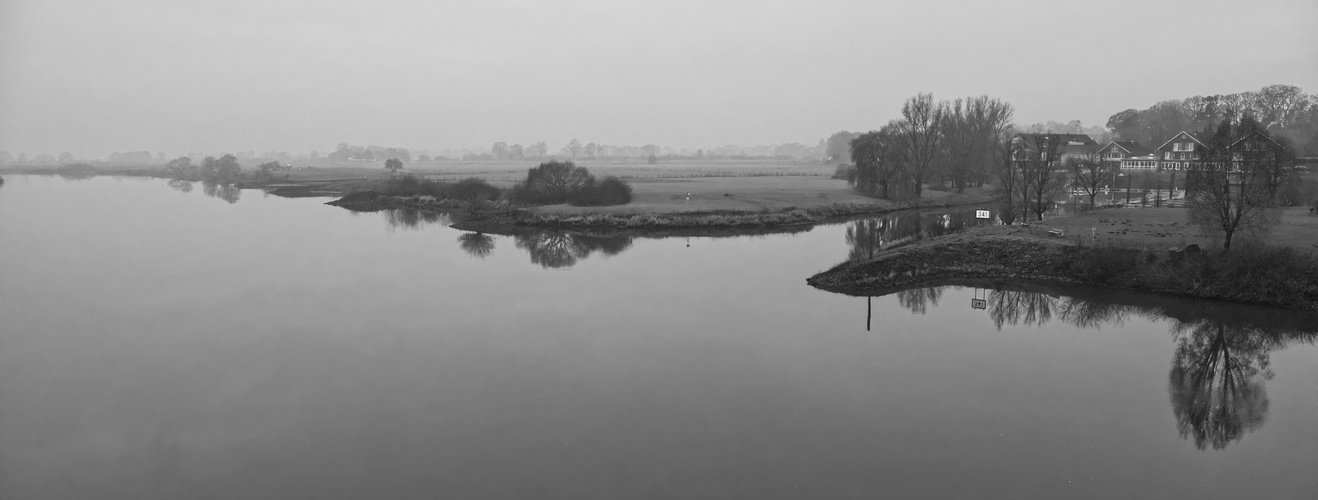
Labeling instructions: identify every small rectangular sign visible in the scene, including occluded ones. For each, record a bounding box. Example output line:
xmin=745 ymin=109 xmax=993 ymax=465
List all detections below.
xmin=975 ymin=210 xmax=991 ymax=219
xmin=971 ymin=299 xmax=987 ymax=309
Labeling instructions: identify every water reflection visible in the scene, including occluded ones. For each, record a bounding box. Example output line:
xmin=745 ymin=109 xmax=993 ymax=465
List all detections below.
xmin=896 ymin=287 xmax=943 ymax=315
xmin=845 ymin=209 xmax=979 ymax=261
xmin=458 ymin=232 xmax=495 ymax=258
xmin=1169 ymin=320 xmax=1275 ymax=451
xmin=871 ymin=283 xmax=1317 ymax=452
xmin=201 ymin=181 xmax=241 ymax=204
xmin=382 ymin=208 xmax=450 ymax=231
xmin=514 ymin=231 xmax=633 ymax=269
xmin=166 ymin=179 xmax=193 ymax=193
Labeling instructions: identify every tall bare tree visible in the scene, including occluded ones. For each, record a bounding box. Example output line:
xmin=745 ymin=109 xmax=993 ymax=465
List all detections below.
xmin=1188 ymin=118 xmax=1294 ymax=250
xmin=994 ymin=139 xmax=1023 ymax=225
xmin=1020 ymin=134 xmax=1066 ymax=221
xmin=939 ymin=96 xmax=1014 ymax=193
xmin=1066 ymin=148 xmax=1112 ymax=209
xmin=894 ymin=93 xmax=946 ymax=198
xmin=851 ymin=124 xmax=903 ymax=199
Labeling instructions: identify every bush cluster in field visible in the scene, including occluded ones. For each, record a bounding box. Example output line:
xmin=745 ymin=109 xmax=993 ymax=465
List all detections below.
xmin=509 ymin=160 xmax=633 ymax=207
xmin=383 ymin=175 xmax=500 ymax=201
xmin=510 ymin=209 xmax=818 ymax=228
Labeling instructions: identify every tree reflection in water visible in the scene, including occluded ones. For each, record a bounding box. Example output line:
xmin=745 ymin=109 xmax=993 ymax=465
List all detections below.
xmin=458 ymin=232 xmax=495 ymax=259
xmin=1168 ymin=320 xmax=1275 ymax=450
xmin=897 ymin=287 xmax=943 ymax=315
xmin=383 ymin=208 xmax=450 ymax=231
xmin=201 ymin=181 xmax=241 ymax=204
xmin=513 ymin=231 xmax=633 ymax=269
xmin=871 ymin=283 xmax=1317 ymax=451
xmin=166 ymin=179 xmax=193 ymax=193
xmin=845 ymin=209 xmax=978 ymax=261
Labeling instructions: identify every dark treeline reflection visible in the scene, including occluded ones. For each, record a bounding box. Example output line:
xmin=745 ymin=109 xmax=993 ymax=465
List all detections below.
xmin=201 ymin=181 xmax=241 ymax=204
xmin=166 ymin=179 xmax=193 ymax=193
xmin=382 ymin=208 xmax=450 ymax=231
xmin=845 ymin=209 xmax=977 ymax=261
xmin=1168 ymin=319 xmax=1278 ymax=450
xmin=458 ymin=232 xmax=495 ymax=258
xmin=513 ymin=231 xmax=633 ymax=269
xmin=369 ymin=207 xmax=636 ymax=268
xmin=874 ymin=284 xmax=1318 ymax=452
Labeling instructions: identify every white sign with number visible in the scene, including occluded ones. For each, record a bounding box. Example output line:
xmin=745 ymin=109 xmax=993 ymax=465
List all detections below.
xmin=975 ymin=210 xmax=991 ymax=219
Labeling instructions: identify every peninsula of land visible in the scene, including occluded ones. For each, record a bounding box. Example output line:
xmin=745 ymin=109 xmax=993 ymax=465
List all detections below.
xmin=808 ymin=207 xmax=1318 ymax=311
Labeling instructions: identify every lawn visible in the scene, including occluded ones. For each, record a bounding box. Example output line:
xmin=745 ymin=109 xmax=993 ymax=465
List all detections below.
xmin=1025 ymin=206 xmax=1318 ymax=252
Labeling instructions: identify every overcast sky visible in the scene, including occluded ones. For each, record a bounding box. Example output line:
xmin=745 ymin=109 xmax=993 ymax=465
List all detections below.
xmin=2 ymin=0 xmax=1315 ymax=157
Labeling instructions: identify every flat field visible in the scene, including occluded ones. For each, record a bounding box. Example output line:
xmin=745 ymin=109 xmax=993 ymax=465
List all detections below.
xmin=283 ymin=159 xmax=997 ymax=214
xmin=1026 ymin=206 xmax=1318 ymax=251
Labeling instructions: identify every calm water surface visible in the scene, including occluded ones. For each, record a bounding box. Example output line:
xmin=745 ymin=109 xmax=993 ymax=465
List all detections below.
xmin=1 ymin=175 xmax=1315 ymax=499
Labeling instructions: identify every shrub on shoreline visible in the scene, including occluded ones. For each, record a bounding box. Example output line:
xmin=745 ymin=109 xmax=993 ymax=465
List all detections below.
xmin=383 ymin=175 xmax=501 ymax=201
xmin=513 ymin=160 xmax=634 ymax=206
xmin=567 ymin=176 xmax=633 ymax=206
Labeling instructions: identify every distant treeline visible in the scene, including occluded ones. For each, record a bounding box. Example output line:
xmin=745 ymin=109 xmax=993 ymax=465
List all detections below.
xmin=1107 ymin=84 xmax=1318 ymax=154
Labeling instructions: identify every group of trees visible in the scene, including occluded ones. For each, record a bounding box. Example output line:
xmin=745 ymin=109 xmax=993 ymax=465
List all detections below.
xmin=511 ymin=160 xmax=633 ymax=206
xmin=473 ymin=140 xmax=832 ymax=162
xmin=1107 ymin=84 xmax=1318 ymax=155
xmin=164 ymin=154 xmax=245 ymax=183
xmin=847 ymin=93 xmax=1015 ymax=201
xmin=326 ymin=142 xmax=412 ymax=162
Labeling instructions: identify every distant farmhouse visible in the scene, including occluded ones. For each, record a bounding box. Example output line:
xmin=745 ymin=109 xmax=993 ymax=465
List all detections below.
xmin=1012 ymin=130 xmax=1289 ymax=175
xmin=1149 ymin=131 xmax=1205 ymax=171
xmin=1099 ymin=140 xmax=1154 ymax=170
xmin=1009 ymin=133 xmax=1099 ymax=166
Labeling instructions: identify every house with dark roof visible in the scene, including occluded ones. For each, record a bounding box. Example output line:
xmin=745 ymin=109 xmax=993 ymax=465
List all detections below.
xmin=1155 ymin=131 xmax=1205 ymax=171
xmin=1098 ymin=141 xmax=1150 ymax=164
xmin=1010 ymin=133 xmax=1099 ymax=168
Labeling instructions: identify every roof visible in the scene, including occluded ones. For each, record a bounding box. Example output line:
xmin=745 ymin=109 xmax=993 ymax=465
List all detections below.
xmin=1228 ymin=129 xmax=1283 ymax=150
xmin=1101 ymin=140 xmax=1152 ymax=156
xmin=1012 ymin=133 xmax=1099 ymax=155
xmin=1156 ymin=131 xmax=1205 ymax=152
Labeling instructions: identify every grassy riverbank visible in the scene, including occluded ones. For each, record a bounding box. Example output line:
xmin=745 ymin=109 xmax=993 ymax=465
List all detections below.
xmin=808 ymin=216 xmax=1318 ymax=310
xmin=329 ymin=188 xmax=999 ymax=234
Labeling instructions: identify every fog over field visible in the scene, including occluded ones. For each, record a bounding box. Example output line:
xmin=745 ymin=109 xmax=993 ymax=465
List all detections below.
xmin=1 ymin=0 xmax=1315 ymax=157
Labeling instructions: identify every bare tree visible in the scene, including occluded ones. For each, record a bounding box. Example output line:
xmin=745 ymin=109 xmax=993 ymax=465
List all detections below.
xmin=1066 ymin=148 xmax=1112 ymax=210
xmin=894 ymin=93 xmax=946 ymax=198
xmin=851 ymin=125 xmax=903 ymax=199
xmin=564 ymin=138 xmax=583 ymax=158
xmin=994 ymin=139 xmax=1022 ymax=225
xmin=1188 ymin=118 xmax=1293 ymax=250
xmin=938 ymin=97 xmax=1012 ymax=192
xmin=1019 ymin=134 xmax=1066 ymax=221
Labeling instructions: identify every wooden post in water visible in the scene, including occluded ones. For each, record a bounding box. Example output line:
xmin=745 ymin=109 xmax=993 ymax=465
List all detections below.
xmin=866 ymin=296 xmax=872 ymax=331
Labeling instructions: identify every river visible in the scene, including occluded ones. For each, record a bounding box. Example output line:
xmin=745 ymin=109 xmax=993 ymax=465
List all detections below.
xmin=1 ymin=175 xmax=1315 ymax=499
